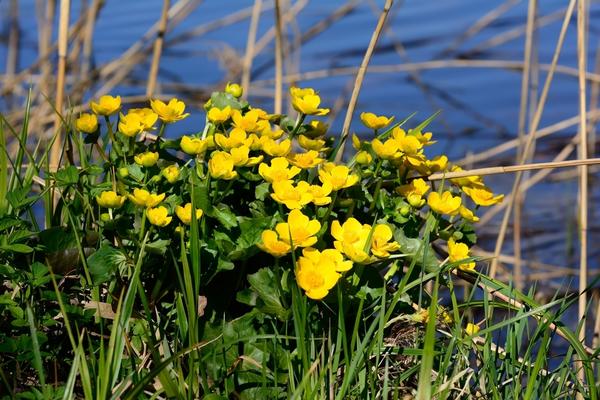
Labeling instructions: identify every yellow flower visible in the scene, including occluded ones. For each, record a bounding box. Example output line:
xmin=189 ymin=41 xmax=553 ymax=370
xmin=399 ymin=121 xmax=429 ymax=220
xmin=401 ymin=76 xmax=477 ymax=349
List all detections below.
xmin=90 ymin=95 xmax=121 ymax=116
xmin=449 ymin=165 xmax=484 ymax=188
xmin=147 ymin=206 xmax=172 ymax=227
xmin=397 ymin=178 xmax=430 ymax=207
xmin=360 ymin=112 xmax=394 ymax=130
xmin=247 ymin=134 xmax=263 ymax=151
xmin=258 ymin=157 xmax=301 ymax=183
xmin=355 ymin=151 xmax=373 ymax=165
xmin=290 ymin=87 xmax=330 ymax=116
xmin=118 ymin=112 xmax=145 ymax=137
xmin=208 ymin=151 xmax=238 ymax=180
xmin=392 ymin=128 xmax=423 ymax=155
xmin=215 ymin=128 xmax=248 ymax=150
xmin=271 ymin=180 xmax=313 ymax=210
xmin=258 ymin=230 xmax=292 ymax=257
xmin=275 ymin=209 xmax=321 ymax=248
xmin=408 ymin=128 xmax=436 ymax=146
xmin=298 ymin=135 xmax=326 ymax=151
xmin=75 ymin=113 xmax=98 ymax=133
xmin=96 ymin=190 xmax=126 ymax=208
xmin=413 ymin=155 xmax=449 ymax=175
xmin=262 ymin=138 xmax=292 ymax=157
xmin=427 ymin=191 xmax=461 ymax=216
xmin=352 ymin=134 xmax=362 ymax=150
xmin=288 ymin=150 xmax=324 ymax=169
xmin=448 ymin=238 xmax=475 ymax=271
xmin=308 ymin=182 xmax=332 ymax=206
xmin=459 ymin=206 xmax=479 ymax=222
xmin=318 ymin=163 xmax=359 ymax=191
xmin=331 ymin=218 xmax=372 ymax=263
xmin=180 ymin=136 xmax=209 ymax=155
xmin=397 ymin=178 xmax=430 ymax=198
xmin=207 ymin=106 xmax=231 ymax=124
xmin=162 ymin=165 xmax=180 ymax=183
xmin=150 ymin=98 xmax=189 ymax=123
xmin=296 ymin=249 xmax=340 ymax=300
xmin=134 ymin=151 xmax=159 ymax=167
xmin=229 ymin=145 xmax=263 ymax=167
xmin=465 ymin=323 xmax=480 ymax=336
xmin=257 ymin=121 xmax=284 ymax=139
xmin=231 ymin=109 xmax=260 ymax=132
xmin=128 ymin=108 xmax=158 ymax=131
xmin=371 ymin=138 xmax=399 ymax=160
xmin=225 ymin=82 xmax=243 ymax=98
xmin=462 ymin=186 xmax=504 ymax=207
xmin=175 ymin=203 xmax=203 ymax=225
xmin=370 ymin=224 xmax=400 ymax=258
xmin=128 ymin=188 xmax=165 ymax=208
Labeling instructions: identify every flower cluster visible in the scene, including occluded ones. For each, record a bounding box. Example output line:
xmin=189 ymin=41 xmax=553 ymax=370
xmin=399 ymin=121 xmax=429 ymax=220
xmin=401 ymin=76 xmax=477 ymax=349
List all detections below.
xmin=76 ymin=85 xmax=502 ymax=302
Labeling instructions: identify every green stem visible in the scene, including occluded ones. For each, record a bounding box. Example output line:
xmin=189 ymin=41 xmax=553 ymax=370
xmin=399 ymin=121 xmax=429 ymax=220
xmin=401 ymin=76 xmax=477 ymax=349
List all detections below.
xmin=290 ymin=113 xmax=306 ymax=138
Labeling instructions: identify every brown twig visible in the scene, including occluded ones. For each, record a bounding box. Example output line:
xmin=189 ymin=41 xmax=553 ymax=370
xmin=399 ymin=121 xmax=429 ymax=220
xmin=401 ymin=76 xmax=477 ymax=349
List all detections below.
xmin=241 ymin=0 xmax=263 ymax=99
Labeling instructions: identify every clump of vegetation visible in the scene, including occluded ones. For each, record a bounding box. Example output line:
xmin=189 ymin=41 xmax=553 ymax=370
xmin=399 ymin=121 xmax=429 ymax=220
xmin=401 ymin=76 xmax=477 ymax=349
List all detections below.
xmin=0 ymin=85 xmax=596 ymax=399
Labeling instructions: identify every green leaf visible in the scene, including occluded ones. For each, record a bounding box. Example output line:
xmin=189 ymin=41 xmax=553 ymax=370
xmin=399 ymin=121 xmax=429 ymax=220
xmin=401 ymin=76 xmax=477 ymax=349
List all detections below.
xmin=54 ymin=165 xmax=79 ymax=186
xmin=0 ymin=243 xmax=34 ymax=253
xmin=127 ymin=164 xmax=145 ymax=182
xmin=254 ymin=182 xmax=270 ymax=201
xmin=209 ymin=204 xmax=238 ymax=229
xmin=394 ymin=228 xmax=439 ymax=272
xmin=228 ymin=216 xmax=273 ymax=260
xmin=87 ymin=245 xmax=127 ymax=285
xmin=146 ymin=239 xmax=171 ymax=255
xmin=247 ymin=268 xmax=289 ymax=320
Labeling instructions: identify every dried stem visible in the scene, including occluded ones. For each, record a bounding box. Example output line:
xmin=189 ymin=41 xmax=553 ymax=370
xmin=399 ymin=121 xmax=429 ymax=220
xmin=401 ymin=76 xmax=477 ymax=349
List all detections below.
xmin=146 ymin=0 xmax=170 ymax=97
xmin=489 ymin=0 xmax=577 ymax=279
xmin=50 ymin=0 xmax=70 ymax=171
xmin=241 ymin=0 xmax=263 ymax=99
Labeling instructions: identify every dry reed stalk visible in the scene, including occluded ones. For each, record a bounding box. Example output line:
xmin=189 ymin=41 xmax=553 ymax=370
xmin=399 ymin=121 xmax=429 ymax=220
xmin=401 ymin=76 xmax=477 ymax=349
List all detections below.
xmin=50 ymin=0 xmax=70 ymax=171
xmin=6 ymin=0 xmax=20 ymax=79
xmin=460 ymin=7 xmax=566 ymax=58
xmin=335 ymin=0 xmax=394 ymax=162
xmin=453 ymin=268 xmax=595 ymax=356
xmin=513 ymin=0 xmax=538 ymax=291
xmin=478 ymin=138 xmax=577 ymax=225
xmin=457 ymin=110 xmax=600 ymax=166
xmin=576 ymin=1 xmax=589 ymax=391
xmin=489 ymin=0 xmax=577 ymax=279
xmin=251 ymin=0 xmax=308 ymax=58
xmin=368 ymin=0 xmax=453 ymax=133
xmin=36 ymin=0 xmax=55 ymax=98
xmin=273 ymin=0 xmax=284 ymax=114
xmin=241 ymin=0 xmax=263 ymax=99
xmin=92 ymin=0 xmax=200 ymax=99
xmin=80 ymin=0 xmax=102 ymax=81
xmin=428 ymin=158 xmax=600 ymax=181
xmin=146 ymin=0 xmax=170 ymax=98
xmin=251 ymin=60 xmax=600 ymax=87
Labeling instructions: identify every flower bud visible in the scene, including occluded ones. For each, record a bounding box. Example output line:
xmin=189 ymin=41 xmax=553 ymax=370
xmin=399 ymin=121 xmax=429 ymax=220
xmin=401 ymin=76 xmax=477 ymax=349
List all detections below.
xmin=118 ymin=167 xmax=129 ymax=178
xmin=225 ymin=82 xmax=243 ymax=98
xmin=100 ymin=213 xmax=111 ymax=222
xmin=400 ymin=205 xmax=410 ymax=216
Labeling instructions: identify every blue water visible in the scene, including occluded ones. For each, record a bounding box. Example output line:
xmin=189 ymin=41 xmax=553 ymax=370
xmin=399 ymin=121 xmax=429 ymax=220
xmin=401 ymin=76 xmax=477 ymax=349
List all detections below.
xmin=1 ymin=0 xmax=600 ymax=279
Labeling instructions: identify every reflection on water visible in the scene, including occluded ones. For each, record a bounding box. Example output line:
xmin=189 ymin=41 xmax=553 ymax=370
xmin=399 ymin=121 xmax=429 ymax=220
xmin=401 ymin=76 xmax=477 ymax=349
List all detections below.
xmin=1 ymin=0 xmax=599 ymax=285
